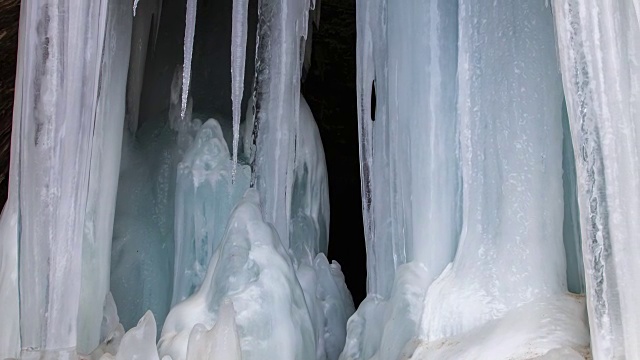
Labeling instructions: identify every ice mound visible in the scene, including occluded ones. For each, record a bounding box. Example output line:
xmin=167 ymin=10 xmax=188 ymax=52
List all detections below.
xmin=158 ymin=188 xmax=316 ymax=360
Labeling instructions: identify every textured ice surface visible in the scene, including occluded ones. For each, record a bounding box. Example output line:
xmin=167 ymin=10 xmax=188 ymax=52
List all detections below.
xmin=289 ymin=98 xmax=331 ymax=262
xmin=172 ymin=118 xmax=250 ymax=304
xmin=159 ymin=189 xmax=316 ymax=360
xmin=5 ymin=0 xmax=116 ymax=355
xmin=9 ymin=0 xmax=640 ymax=356
xmin=0 ymin=202 xmax=19 ymax=358
xmin=355 ymin=0 xmax=460 ymax=299
xmin=412 ymin=295 xmax=590 ymax=359
xmin=344 ymin=0 xmax=591 ymax=359
xmin=553 ymin=0 xmax=640 ymax=357
xmin=340 ymin=263 xmax=430 ymax=360
xmin=418 ymin=0 xmax=568 ymax=339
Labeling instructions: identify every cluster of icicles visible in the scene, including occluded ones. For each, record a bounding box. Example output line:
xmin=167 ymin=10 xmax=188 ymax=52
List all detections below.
xmin=1 ymin=0 xmax=640 ymax=359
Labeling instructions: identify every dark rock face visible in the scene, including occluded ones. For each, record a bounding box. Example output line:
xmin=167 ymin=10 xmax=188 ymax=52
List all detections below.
xmin=0 ymin=0 xmax=19 ymax=209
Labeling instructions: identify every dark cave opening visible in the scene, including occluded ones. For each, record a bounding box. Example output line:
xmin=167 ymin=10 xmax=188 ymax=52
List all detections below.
xmin=301 ymin=0 xmax=366 ymax=305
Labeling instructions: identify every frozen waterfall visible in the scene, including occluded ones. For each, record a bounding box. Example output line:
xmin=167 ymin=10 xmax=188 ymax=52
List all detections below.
xmin=1 ymin=0 xmax=640 ymax=359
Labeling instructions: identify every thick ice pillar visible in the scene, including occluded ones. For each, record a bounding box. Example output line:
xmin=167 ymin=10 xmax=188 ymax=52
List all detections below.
xmin=355 ymin=0 xmax=459 ymax=298
xmin=553 ymin=1 xmax=640 ymax=357
xmin=0 ymin=2 xmax=28 ymax=359
xmin=13 ymin=0 xmax=109 ymax=356
xmin=77 ymin=0 xmax=133 ymax=353
xmin=420 ymin=0 xmax=566 ymax=339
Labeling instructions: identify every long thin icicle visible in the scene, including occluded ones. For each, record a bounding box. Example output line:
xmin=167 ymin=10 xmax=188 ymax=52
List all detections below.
xmin=181 ymin=0 xmax=197 ymax=119
xmin=230 ymin=0 xmax=249 ymax=179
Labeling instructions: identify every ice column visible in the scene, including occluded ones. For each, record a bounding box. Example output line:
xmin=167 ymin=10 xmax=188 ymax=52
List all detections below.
xmin=11 ymin=0 xmax=109 ymax=355
xmin=77 ymin=0 xmax=133 ymax=353
xmin=553 ymin=1 xmax=640 ymax=357
xmin=253 ymin=0 xmax=311 ymax=247
xmin=355 ymin=0 xmax=460 ymax=298
xmin=420 ymin=0 xmax=566 ymax=339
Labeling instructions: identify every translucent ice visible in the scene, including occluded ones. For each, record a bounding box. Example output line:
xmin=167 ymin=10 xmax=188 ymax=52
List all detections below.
xmin=77 ymin=0 xmax=133 ymax=351
xmin=172 ymin=118 xmax=250 ymax=304
xmin=553 ymin=0 xmax=640 ymax=356
xmin=110 ymin=121 xmax=180 ymax=332
xmin=289 ymin=98 xmax=331 ymax=262
xmin=159 ymin=189 xmax=317 ymax=360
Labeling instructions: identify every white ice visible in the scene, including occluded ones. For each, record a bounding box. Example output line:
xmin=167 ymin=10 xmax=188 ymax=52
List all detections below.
xmin=553 ymin=0 xmax=640 ymax=356
xmin=230 ymin=0 xmax=250 ymax=178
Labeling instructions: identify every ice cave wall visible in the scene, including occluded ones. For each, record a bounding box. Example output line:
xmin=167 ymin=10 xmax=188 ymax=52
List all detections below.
xmin=1 ymin=0 xmax=640 ymax=359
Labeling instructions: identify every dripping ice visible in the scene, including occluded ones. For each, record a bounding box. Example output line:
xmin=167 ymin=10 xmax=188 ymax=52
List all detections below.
xmin=1 ymin=0 xmax=640 ymax=359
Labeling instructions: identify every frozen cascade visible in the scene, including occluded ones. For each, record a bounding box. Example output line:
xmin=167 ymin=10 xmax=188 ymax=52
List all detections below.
xmin=553 ymin=0 xmax=640 ymax=357
xmin=230 ymin=0 xmax=250 ymax=178
xmin=355 ymin=0 xmax=460 ymax=299
xmin=419 ymin=0 xmax=570 ymax=340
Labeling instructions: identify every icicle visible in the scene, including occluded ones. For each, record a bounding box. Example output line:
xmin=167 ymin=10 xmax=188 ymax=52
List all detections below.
xmin=230 ymin=0 xmax=249 ymax=180
xmin=181 ymin=0 xmax=197 ymax=119
xmin=133 ymin=0 xmax=140 ymax=16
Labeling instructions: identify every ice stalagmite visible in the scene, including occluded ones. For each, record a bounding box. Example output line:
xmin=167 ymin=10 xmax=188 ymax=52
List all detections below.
xmin=181 ymin=0 xmax=198 ymax=119
xmin=231 ymin=0 xmax=250 ymax=178
xmin=553 ymin=0 xmax=640 ymax=357
xmin=76 ymin=0 xmax=133 ymax=353
xmin=159 ymin=189 xmax=316 ymax=360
